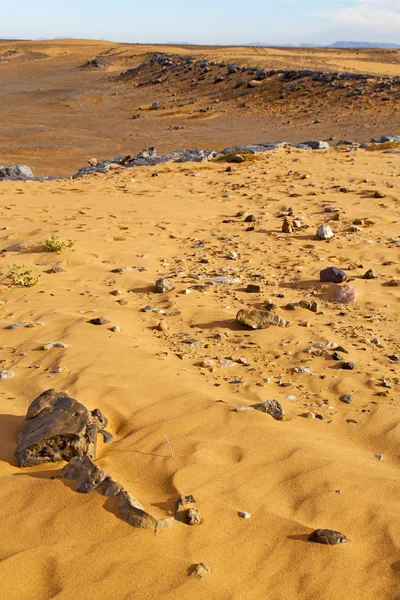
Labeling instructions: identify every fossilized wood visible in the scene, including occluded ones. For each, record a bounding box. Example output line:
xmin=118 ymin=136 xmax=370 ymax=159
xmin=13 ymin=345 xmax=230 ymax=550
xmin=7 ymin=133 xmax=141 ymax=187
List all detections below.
xmin=15 ymin=389 xmax=112 ymax=467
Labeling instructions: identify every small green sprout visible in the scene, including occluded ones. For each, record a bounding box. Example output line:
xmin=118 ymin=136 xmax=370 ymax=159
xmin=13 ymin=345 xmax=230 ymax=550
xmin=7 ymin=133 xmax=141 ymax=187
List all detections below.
xmin=43 ymin=233 xmax=75 ymax=252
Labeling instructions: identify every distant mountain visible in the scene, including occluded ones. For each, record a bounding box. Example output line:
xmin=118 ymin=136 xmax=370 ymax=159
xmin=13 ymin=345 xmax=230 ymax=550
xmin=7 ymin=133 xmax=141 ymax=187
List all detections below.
xmin=245 ymin=41 xmax=400 ymax=49
xmin=330 ymin=41 xmax=400 ymax=48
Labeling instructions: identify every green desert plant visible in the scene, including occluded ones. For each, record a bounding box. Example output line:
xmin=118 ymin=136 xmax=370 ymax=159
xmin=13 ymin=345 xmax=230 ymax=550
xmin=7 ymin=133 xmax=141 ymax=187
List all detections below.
xmin=6 ymin=263 xmax=40 ymax=287
xmin=43 ymin=233 xmax=75 ymax=252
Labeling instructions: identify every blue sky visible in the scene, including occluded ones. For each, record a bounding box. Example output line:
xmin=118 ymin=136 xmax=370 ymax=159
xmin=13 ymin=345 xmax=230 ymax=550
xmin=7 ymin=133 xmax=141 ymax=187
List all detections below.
xmin=1 ymin=0 xmax=399 ymax=44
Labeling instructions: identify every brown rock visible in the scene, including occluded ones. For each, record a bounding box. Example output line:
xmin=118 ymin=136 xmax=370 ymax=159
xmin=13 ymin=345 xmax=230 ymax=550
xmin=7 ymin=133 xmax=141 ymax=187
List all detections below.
xmin=282 ymin=218 xmax=294 ymax=233
xmin=57 ymin=455 xmax=172 ymax=531
xmin=15 ymin=389 xmax=111 ymax=467
xmin=308 ymin=529 xmax=348 ymax=545
xmin=191 ymin=563 xmax=211 ymax=580
xmin=253 ymin=399 xmax=285 ymax=420
xmin=155 ymin=278 xmax=174 ymax=293
xmin=363 ymin=269 xmax=378 ymax=279
xmin=157 ymin=319 xmax=168 ymax=332
xmin=186 ymin=508 xmax=202 ymax=525
xmin=236 ymin=309 xmax=287 ymax=329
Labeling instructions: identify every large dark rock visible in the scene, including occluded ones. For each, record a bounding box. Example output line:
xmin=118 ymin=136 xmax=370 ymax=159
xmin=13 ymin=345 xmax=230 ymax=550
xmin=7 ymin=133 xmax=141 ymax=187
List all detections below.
xmin=15 ymin=389 xmax=112 ymax=467
xmin=320 ymin=266 xmax=347 ymax=283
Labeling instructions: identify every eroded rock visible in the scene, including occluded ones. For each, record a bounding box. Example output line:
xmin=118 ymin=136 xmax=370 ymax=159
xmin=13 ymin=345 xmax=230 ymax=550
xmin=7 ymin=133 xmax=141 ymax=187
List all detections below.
xmin=254 ymin=399 xmax=285 ymax=420
xmin=236 ymin=309 xmax=287 ymax=329
xmin=155 ymin=278 xmax=175 ymax=293
xmin=56 ymin=455 xmax=172 ymax=530
xmin=15 ymin=389 xmax=111 ymax=467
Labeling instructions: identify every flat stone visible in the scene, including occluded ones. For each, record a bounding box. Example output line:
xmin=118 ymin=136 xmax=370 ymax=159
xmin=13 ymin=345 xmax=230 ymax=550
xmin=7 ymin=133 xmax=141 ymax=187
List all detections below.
xmin=308 ymin=529 xmax=348 ymax=545
xmin=89 ymin=318 xmax=110 ymax=325
xmin=246 ymin=284 xmax=261 ymax=293
xmin=236 ymin=309 xmax=287 ymax=329
xmin=299 ymin=141 xmax=330 ymax=150
xmin=207 ymin=277 xmax=241 ymax=285
xmin=0 ymin=369 xmax=15 ymax=379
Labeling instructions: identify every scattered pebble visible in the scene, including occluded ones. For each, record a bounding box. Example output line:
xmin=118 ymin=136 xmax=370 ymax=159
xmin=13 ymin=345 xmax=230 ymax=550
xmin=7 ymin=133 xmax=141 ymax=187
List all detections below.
xmin=0 ymin=370 xmax=15 ymax=380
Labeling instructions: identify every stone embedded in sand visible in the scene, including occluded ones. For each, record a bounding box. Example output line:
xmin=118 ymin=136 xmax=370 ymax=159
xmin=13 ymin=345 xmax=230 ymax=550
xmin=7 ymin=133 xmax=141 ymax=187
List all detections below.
xmin=57 ymin=454 xmax=107 ymax=493
xmin=298 ymin=300 xmax=319 ymax=313
xmin=253 ymin=399 xmax=285 ymax=420
xmin=320 ymin=266 xmax=347 ymax=283
xmin=339 ymin=394 xmax=353 ymax=404
xmin=236 ymin=309 xmax=287 ymax=330
xmin=15 ymin=389 xmax=111 ymax=467
xmin=374 ymin=191 xmax=385 ymax=198
xmin=300 ymin=141 xmax=330 ymax=150
xmin=308 ymin=529 xmax=348 ymax=545
xmin=227 ymin=154 xmax=245 ymax=163
xmin=157 ymin=319 xmax=168 ymax=332
xmin=89 ymin=317 xmax=110 ymax=325
xmin=186 ymin=508 xmax=202 ymax=525
xmin=335 ymin=284 xmax=357 ymax=304
xmin=246 ymin=284 xmax=261 ymax=293
xmin=248 ymin=79 xmax=261 ymax=88
xmin=191 ymin=563 xmax=211 ymax=580
xmin=118 ymin=490 xmax=160 ymax=530
xmin=341 ymin=361 xmax=355 ymax=370
xmin=155 ymin=277 xmax=175 ymax=293
xmin=282 ymin=218 xmax=294 ymax=233
xmin=56 ymin=455 xmax=171 ymax=530
xmin=316 ymin=224 xmax=334 ymax=240
xmin=363 ymin=269 xmax=378 ymax=279
xmin=208 ymin=277 xmax=241 ymax=285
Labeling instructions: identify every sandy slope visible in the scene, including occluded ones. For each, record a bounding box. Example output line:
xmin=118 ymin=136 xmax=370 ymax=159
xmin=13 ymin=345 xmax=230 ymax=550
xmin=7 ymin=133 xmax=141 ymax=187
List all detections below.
xmin=0 ymin=146 xmax=399 ymax=599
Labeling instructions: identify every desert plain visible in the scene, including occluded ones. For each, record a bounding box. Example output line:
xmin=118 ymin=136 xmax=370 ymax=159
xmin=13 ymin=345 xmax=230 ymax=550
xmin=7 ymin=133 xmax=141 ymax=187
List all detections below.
xmin=0 ymin=39 xmax=400 ymax=600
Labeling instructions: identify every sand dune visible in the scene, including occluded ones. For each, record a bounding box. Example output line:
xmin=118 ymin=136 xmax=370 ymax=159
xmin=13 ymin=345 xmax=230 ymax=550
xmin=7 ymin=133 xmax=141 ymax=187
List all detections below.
xmin=0 ymin=142 xmax=399 ymax=598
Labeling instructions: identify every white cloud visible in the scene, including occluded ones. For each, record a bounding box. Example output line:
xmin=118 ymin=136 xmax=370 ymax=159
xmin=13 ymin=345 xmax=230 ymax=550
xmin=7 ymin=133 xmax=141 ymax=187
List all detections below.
xmin=320 ymin=0 xmax=400 ymax=32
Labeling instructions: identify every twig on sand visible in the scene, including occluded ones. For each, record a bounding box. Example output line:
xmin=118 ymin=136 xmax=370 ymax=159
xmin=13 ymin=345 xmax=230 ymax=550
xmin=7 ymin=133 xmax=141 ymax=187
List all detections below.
xmin=164 ymin=435 xmax=174 ymax=458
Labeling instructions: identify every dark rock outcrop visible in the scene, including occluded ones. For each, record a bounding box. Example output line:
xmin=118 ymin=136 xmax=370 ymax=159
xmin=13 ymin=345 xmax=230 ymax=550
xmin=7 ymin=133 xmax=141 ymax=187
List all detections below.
xmin=15 ymin=389 xmax=112 ymax=467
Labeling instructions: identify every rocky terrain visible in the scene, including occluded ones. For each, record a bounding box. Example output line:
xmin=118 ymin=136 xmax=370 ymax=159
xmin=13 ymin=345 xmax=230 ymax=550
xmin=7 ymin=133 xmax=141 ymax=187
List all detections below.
xmin=0 ymin=38 xmax=399 ymax=600
xmin=0 ymin=39 xmax=399 ymax=175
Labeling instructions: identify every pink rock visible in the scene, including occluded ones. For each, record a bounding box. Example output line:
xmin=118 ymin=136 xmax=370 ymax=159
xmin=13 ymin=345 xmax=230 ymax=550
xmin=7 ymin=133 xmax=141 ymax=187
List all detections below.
xmin=336 ymin=284 xmax=357 ymax=304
